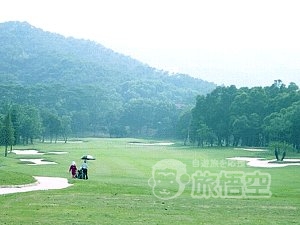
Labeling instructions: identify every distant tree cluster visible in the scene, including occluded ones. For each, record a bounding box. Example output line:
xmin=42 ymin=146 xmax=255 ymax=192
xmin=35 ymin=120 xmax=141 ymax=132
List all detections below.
xmin=0 ymin=79 xmax=200 ymax=146
xmin=181 ymin=80 xmax=300 ymax=149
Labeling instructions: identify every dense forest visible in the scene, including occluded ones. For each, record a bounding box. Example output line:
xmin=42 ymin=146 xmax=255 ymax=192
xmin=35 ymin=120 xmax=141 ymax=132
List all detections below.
xmin=0 ymin=21 xmax=215 ymax=151
xmin=177 ymin=79 xmax=300 ymax=150
xmin=1 ymin=21 xmax=299 ymax=153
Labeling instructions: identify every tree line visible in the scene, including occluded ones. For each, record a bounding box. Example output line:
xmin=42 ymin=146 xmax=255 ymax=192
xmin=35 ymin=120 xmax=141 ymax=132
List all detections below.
xmin=2 ymin=79 xmax=300 ymax=154
xmin=178 ymin=80 xmax=300 ymax=149
xmin=0 ymin=83 xmax=188 ymax=152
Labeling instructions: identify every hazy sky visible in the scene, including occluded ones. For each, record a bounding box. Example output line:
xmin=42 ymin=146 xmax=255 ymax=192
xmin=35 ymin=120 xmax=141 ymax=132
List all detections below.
xmin=1 ymin=0 xmax=300 ymax=87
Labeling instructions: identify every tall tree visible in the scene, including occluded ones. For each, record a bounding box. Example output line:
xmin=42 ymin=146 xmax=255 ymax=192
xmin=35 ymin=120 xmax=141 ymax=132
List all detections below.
xmin=18 ymin=106 xmax=42 ymax=144
xmin=2 ymin=113 xmax=15 ymax=156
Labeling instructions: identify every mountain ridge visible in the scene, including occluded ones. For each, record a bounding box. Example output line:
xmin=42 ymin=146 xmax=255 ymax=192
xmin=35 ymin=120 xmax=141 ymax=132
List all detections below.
xmin=0 ymin=21 xmax=215 ymax=91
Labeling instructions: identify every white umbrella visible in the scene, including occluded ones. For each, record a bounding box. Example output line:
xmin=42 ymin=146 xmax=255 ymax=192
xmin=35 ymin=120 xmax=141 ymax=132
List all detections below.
xmin=81 ymin=155 xmax=95 ymax=160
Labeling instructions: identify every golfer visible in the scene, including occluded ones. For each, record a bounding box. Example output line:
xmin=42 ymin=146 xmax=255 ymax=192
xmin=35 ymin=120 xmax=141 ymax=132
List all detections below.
xmin=69 ymin=161 xmax=77 ymax=178
xmin=81 ymin=160 xmax=88 ymax=180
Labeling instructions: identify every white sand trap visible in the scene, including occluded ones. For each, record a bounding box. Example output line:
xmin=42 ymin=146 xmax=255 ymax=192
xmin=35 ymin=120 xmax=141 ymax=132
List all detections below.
xmin=63 ymin=140 xmax=83 ymax=143
xmin=12 ymin=150 xmax=44 ymax=155
xmin=129 ymin=142 xmax=174 ymax=146
xmin=227 ymin=157 xmax=300 ymax=168
xmin=48 ymin=151 xmax=68 ymax=154
xmin=0 ymin=176 xmax=73 ymax=195
xmin=20 ymin=159 xmax=57 ymax=165
xmin=234 ymin=148 xmax=268 ymax=152
xmin=13 ymin=150 xmax=68 ymax=155
xmin=43 ymin=140 xmax=83 ymax=143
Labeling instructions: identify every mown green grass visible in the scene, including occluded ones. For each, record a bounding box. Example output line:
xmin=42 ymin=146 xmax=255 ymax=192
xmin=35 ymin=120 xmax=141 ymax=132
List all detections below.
xmin=0 ymin=138 xmax=300 ymax=224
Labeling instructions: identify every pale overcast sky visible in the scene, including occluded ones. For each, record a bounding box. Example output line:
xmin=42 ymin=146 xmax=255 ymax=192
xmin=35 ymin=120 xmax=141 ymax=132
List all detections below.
xmin=1 ymin=0 xmax=300 ymax=87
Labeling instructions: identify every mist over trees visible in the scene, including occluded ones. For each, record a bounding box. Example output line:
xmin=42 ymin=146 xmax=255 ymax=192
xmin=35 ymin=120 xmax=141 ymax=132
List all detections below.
xmin=0 ymin=21 xmax=215 ymax=148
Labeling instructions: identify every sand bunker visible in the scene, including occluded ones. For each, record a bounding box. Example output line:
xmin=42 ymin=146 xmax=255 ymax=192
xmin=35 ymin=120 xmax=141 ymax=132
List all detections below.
xmin=0 ymin=176 xmax=73 ymax=195
xmin=43 ymin=140 xmax=83 ymax=143
xmin=19 ymin=159 xmax=57 ymax=165
xmin=234 ymin=148 xmax=268 ymax=152
xmin=12 ymin=149 xmax=44 ymax=155
xmin=129 ymin=142 xmax=174 ymax=146
xmin=48 ymin=151 xmax=68 ymax=154
xmin=227 ymin=157 xmax=300 ymax=168
xmin=12 ymin=150 xmax=68 ymax=155
xmin=13 ymin=149 xmax=68 ymax=165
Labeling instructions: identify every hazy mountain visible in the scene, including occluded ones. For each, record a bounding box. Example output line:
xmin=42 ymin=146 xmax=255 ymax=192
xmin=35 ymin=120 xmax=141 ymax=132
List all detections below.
xmin=0 ymin=21 xmax=215 ymax=93
xmin=0 ymin=21 xmax=217 ymax=138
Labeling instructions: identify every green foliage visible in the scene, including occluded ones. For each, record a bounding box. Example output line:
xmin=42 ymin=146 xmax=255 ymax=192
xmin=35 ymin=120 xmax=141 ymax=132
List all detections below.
xmin=0 ymin=21 xmax=216 ymax=141
xmin=188 ymin=81 xmax=300 ymax=149
xmin=268 ymin=141 xmax=294 ymax=153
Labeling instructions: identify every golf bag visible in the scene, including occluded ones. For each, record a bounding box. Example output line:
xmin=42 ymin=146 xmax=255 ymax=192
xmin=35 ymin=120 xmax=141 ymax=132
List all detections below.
xmin=76 ymin=168 xmax=83 ymax=179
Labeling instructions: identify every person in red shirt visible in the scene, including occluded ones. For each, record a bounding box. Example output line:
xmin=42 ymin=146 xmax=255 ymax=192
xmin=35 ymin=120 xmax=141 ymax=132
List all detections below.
xmin=69 ymin=161 xmax=77 ymax=178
